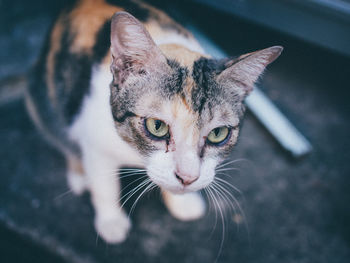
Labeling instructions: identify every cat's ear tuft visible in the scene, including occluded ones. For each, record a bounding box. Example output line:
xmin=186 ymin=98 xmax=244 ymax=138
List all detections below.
xmin=218 ymin=46 xmax=283 ymax=97
xmin=110 ymin=12 xmax=166 ymax=82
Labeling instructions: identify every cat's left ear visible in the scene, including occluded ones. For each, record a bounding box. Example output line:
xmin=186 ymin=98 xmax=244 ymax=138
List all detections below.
xmin=217 ymin=46 xmax=283 ymax=98
xmin=110 ymin=12 xmax=167 ymax=84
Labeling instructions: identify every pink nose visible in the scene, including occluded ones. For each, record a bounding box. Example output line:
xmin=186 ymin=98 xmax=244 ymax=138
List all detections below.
xmin=175 ymin=173 xmax=199 ymax=186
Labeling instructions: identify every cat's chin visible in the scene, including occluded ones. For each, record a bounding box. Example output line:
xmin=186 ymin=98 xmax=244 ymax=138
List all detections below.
xmin=158 ymin=185 xmax=186 ymax=195
xmin=158 ymin=182 xmax=208 ymax=195
xmin=163 ymin=187 xmax=192 ymax=195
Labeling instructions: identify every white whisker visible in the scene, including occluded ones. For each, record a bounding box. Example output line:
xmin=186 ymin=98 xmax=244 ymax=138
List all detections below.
xmin=213 ymin=179 xmax=250 ymax=241
xmin=209 ymin=184 xmax=225 ymax=263
xmin=215 ymin=177 xmax=242 ymax=194
xmin=53 ymin=189 xmax=74 ymax=200
xmin=120 ymin=174 xmax=148 ymax=190
xmin=116 ymin=176 xmax=149 ymax=206
xmin=128 ymin=182 xmax=155 ymax=217
xmin=207 ymin=185 xmax=218 ymax=236
xmin=212 ymin=181 xmax=238 ymax=215
xmin=120 ymin=179 xmax=151 ymax=209
xmin=216 ymin=158 xmax=247 ymax=169
xmin=215 ymin=167 xmax=241 ymax=173
xmin=119 ymin=171 xmax=147 ymax=179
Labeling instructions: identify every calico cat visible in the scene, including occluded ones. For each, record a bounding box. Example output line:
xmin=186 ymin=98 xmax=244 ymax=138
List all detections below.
xmin=25 ymin=0 xmax=282 ymax=243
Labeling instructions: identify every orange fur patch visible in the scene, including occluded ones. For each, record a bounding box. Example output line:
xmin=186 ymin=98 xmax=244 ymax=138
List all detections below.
xmin=159 ymin=44 xmax=204 ymax=70
xmin=171 ymin=96 xmax=198 ymax=131
xmin=67 ymin=155 xmax=84 ymax=175
xmin=69 ymin=0 xmax=122 ymax=54
xmin=46 ymin=15 xmax=65 ymax=107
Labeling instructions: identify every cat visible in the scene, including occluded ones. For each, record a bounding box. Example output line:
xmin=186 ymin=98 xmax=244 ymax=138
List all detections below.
xmin=25 ymin=0 xmax=282 ymax=243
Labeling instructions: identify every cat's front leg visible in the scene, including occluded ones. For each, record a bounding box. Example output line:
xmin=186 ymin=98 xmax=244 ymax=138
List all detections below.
xmin=162 ymin=191 xmax=206 ymax=221
xmin=83 ymin=149 xmax=130 ymax=244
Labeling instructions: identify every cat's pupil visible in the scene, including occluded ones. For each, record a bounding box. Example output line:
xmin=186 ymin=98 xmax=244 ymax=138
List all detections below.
xmin=214 ymin=128 xmax=220 ymax=137
xmin=155 ymin=120 xmax=162 ymax=130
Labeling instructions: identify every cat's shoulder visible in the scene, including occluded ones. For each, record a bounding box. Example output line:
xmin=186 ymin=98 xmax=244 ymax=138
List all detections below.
xmin=50 ymin=0 xmax=198 ymax=57
xmin=32 ymin=0 xmax=202 ymax=125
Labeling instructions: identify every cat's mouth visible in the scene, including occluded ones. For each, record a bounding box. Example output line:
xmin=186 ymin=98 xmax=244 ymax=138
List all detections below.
xmin=149 ymin=174 xmax=209 ymax=195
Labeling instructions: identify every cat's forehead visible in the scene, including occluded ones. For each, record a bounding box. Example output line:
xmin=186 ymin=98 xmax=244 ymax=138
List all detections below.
xmin=160 ymin=45 xmax=216 ymax=100
xmin=119 ymin=44 xmax=242 ymax=129
xmin=158 ymin=44 xmax=239 ymax=124
xmin=159 ymin=44 xmax=205 ymax=71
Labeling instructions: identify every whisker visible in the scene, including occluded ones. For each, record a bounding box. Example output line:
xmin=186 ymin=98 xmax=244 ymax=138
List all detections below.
xmin=214 ymin=180 xmax=244 ymax=220
xmin=53 ymin=189 xmax=74 ymax=201
xmin=215 ymin=167 xmax=241 ymax=173
xmin=119 ymin=168 xmax=146 ymax=171
xmin=215 ymin=172 xmax=239 ymax=179
xmin=120 ymin=174 xmax=148 ymax=191
xmin=212 ymin=182 xmax=242 ymax=235
xmin=208 ymin=184 xmax=226 ymax=263
xmin=118 ymin=170 xmax=145 ymax=174
xmin=206 ymin=186 xmax=222 ymax=240
xmin=120 ymin=179 xmax=151 ymax=209
xmin=200 ymin=189 xmax=211 ymax=216
xmin=95 ymin=231 xmax=100 ymax=247
xmin=118 ymin=170 xmax=146 ymax=175
xmin=116 ymin=177 xmax=149 ymax=206
xmin=128 ymin=182 xmax=155 ymax=218
xmin=216 ymin=158 xmax=248 ymax=169
xmin=119 ymin=171 xmax=147 ymax=179
xmin=212 ymin=181 xmax=238 ymax=215
xmin=203 ymin=189 xmax=215 ymax=228
xmin=81 ymin=170 xmax=143 ymax=182
xmin=55 ymin=170 xmax=145 ymax=201
xmin=215 ymin=177 xmax=242 ymax=194
xmin=118 ymin=169 xmax=146 ymax=174
xmin=214 ymin=180 xmax=250 ymax=239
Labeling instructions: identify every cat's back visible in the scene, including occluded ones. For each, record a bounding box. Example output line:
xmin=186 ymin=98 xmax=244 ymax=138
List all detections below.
xmin=26 ymin=0 xmax=201 ymax=156
xmin=28 ymin=0 xmax=200 ymax=123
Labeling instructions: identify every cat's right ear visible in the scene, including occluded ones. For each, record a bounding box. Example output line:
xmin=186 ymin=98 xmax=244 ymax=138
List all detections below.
xmin=110 ymin=12 xmax=166 ymax=84
xmin=217 ymin=46 xmax=283 ymax=99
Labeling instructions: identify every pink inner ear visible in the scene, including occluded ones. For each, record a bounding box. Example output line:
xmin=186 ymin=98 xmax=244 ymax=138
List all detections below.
xmin=110 ymin=11 xmax=166 ymax=72
xmin=218 ymin=46 xmax=283 ymax=96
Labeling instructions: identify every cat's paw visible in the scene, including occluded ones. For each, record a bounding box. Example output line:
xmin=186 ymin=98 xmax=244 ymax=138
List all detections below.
xmin=67 ymin=170 xmax=87 ymax=195
xmin=94 ymin=212 xmax=131 ymax=244
xmin=163 ymin=191 xmax=206 ymax=221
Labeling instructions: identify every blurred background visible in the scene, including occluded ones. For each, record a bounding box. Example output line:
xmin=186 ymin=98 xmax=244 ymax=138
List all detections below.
xmin=0 ymin=0 xmax=349 ymax=262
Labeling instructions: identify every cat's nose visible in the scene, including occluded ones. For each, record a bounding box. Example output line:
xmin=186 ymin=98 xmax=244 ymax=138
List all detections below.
xmin=175 ymin=173 xmax=199 ymax=186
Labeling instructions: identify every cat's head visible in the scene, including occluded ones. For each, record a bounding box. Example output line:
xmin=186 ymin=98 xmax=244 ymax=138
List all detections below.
xmin=109 ymin=12 xmax=282 ymax=194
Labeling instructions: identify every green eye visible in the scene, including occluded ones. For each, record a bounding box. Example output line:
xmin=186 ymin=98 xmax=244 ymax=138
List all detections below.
xmin=207 ymin=127 xmax=230 ymax=144
xmin=145 ymin=118 xmax=169 ymax=138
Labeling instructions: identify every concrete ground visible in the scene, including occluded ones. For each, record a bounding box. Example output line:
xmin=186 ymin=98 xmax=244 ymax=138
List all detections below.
xmin=1 ymin=1 xmax=349 ymax=262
